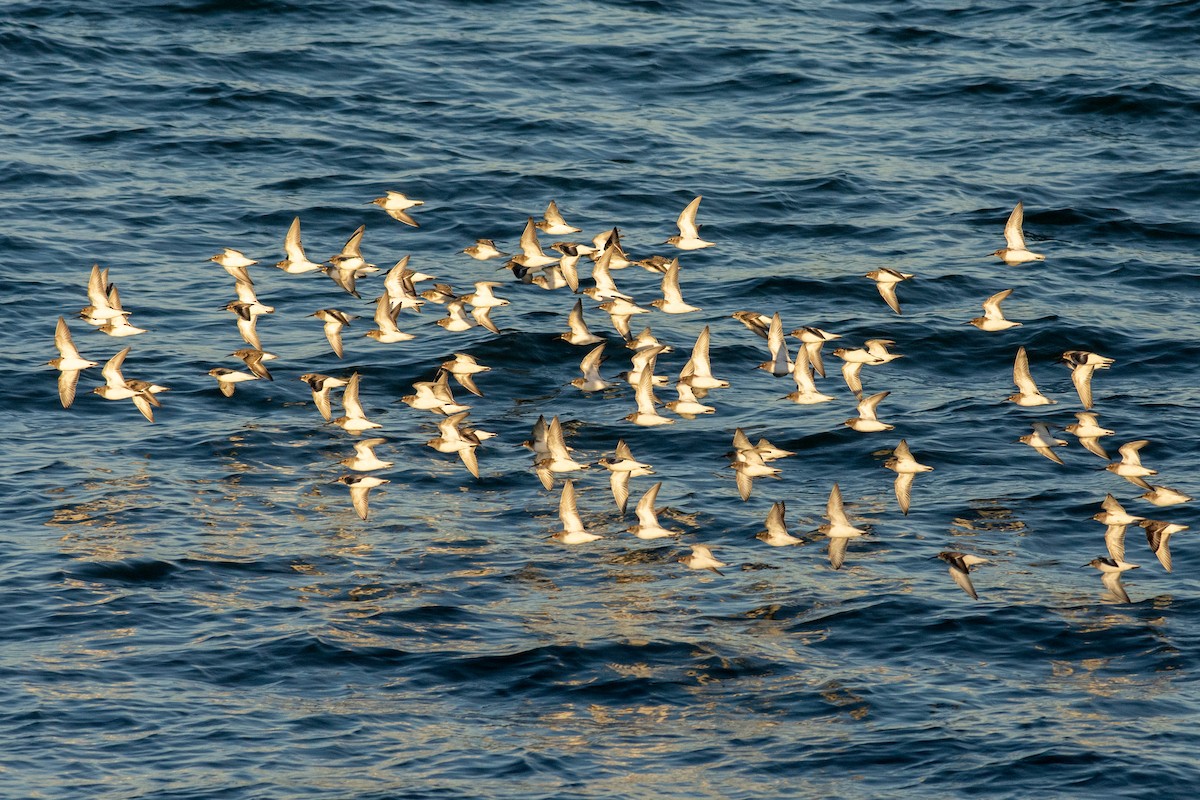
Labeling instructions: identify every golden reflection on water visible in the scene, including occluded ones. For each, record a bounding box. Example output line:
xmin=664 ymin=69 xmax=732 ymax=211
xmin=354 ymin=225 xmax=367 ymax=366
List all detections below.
xmin=951 ymin=498 xmax=1027 ymax=536
xmin=47 ymin=467 xmax=156 ymax=561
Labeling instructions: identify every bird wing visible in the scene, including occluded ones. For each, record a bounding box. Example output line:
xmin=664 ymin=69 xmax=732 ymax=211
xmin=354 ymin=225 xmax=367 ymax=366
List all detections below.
xmin=383 ymin=255 xmax=411 ymax=297
xmin=674 ymin=380 xmax=700 ymax=405
xmin=635 ymin=482 xmax=662 ymax=528
xmin=339 ymin=224 xmax=366 ymax=259
xmin=229 ymin=312 xmax=259 ymax=349
xmin=526 ymin=415 xmax=548 ymax=455
xmin=1012 ymin=347 xmax=1041 ymax=395
xmin=1071 ymin=364 xmax=1095 ymax=410
xmin=55 ymin=316 xmax=81 ymax=360
xmin=386 ymin=208 xmax=418 ymax=227
xmin=841 ymin=361 xmax=863 ymax=396
xmin=580 ymin=342 xmax=606 ymax=377
xmin=543 ymin=200 xmax=575 ymax=230
xmin=1033 ymin=442 xmax=1065 ymax=465
xmin=519 ymin=217 xmax=544 ymax=258
xmin=634 ymin=367 xmax=658 ymax=415
xmin=458 ymin=445 xmax=480 ymax=479
xmin=791 ymin=345 xmax=818 ymax=392
xmin=1145 ymin=524 xmax=1172 ymax=572
xmin=455 ymin=372 xmax=483 ymax=398
xmin=566 ymin=298 xmax=591 ymax=338
xmin=311 ymin=386 xmax=334 ymax=422
xmin=102 ymin=346 xmax=131 ymax=389
xmin=472 ymin=305 xmax=500 ymax=334
xmin=107 ymin=284 xmax=126 ymax=313
xmin=87 ymin=264 xmax=111 ymax=308
xmin=559 ymin=257 xmax=580 ymax=292
xmin=348 ymin=482 xmax=372 ymax=520
xmin=1004 ymin=201 xmax=1027 ymax=250
xmin=559 ymin=480 xmax=584 ymax=533
xmin=948 ymin=564 xmax=979 ymax=600
xmin=857 ymin=391 xmax=890 ymax=421
xmin=341 ymin=373 xmax=364 ymax=418
xmin=894 ymin=472 xmax=914 ymax=515
xmin=591 ymin=248 xmax=623 ymax=295
xmin=430 ymin=371 xmax=461 ymax=409
xmin=876 ymin=281 xmax=902 ymax=314
xmin=661 ymin=259 xmax=685 ymax=304
xmin=864 ymin=339 xmax=896 ymax=357
xmin=826 ymin=483 xmax=848 ymax=526
xmin=235 ymin=281 xmax=259 ymax=305
xmin=1100 ymin=493 xmax=1123 ymax=514
xmin=326 ymin=267 xmax=360 ymax=299
xmin=131 ymin=391 xmax=156 ymax=423
xmin=284 ymin=217 xmax=306 ymax=261
xmin=369 ymin=294 xmax=393 ymax=328
xmin=610 ymin=471 xmax=630 ymax=515
xmin=355 ymin=437 xmax=386 ymax=460
xmin=323 ymin=319 xmax=345 ymax=358
xmin=765 ymin=501 xmax=787 ymax=537
xmin=1119 ymin=440 xmax=1149 ymax=466
xmin=804 ymin=340 xmax=827 ymax=378
xmin=241 ymin=351 xmax=272 ymax=380
xmin=545 ymin=415 xmax=570 ymax=461
xmin=676 ymin=195 xmax=703 ymax=239
xmin=534 ymin=461 xmax=554 ymax=491
xmin=828 ymin=537 xmax=848 ymax=570
xmin=732 ymin=310 xmax=771 ymax=339
xmin=982 ymin=288 xmax=1013 ymax=320
xmin=734 ymin=466 xmax=753 ymax=501
xmin=766 ymin=312 xmax=791 ymax=374
xmin=1105 ymin=524 xmax=1127 ymax=562
xmin=58 ymin=370 xmax=80 ymax=408
xmin=691 ymin=325 xmax=713 ymax=370
xmin=437 ymin=412 xmax=469 ymax=443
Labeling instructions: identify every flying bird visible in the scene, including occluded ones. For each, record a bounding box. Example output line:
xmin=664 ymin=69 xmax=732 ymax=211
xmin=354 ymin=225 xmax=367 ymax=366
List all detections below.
xmin=338 ymin=474 xmax=388 ymax=521
xmin=884 ymin=439 xmax=933 ymax=514
xmin=48 ymin=316 xmax=97 ymax=408
xmin=666 ymin=195 xmax=714 ymax=250
xmin=937 ymin=552 xmax=988 ymax=600
xmin=757 ymin=501 xmax=802 ymax=547
xmin=865 ymin=267 xmax=912 ymax=314
xmin=1019 ymin=422 xmax=1067 ymax=464
xmin=818 ymin=483 xmax=867 ymax=570
xmin=1008 ymin=346 xmax=1055 ymax=407
xmin=969 ymin=288 xmax=1020 ymax=331
xmin=371 ymin=190 xmax=424 ymax=227
xmin=551 ymin=480 xmax=601 ymax=544
xmin=1061 ymin=350 xmax=1114 ymax=410
xmin=992 ymin=201 xmax=1045 ymax=264
xmin=680 ymin=544 xmax=726 ymax=574
xmin=1106 ymin=440 xmax=1156 ymax=490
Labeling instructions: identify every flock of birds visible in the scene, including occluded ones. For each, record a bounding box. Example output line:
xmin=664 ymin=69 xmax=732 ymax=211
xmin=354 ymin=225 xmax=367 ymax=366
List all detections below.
xmin=47 ymin=195 xmax=1193 ymax=603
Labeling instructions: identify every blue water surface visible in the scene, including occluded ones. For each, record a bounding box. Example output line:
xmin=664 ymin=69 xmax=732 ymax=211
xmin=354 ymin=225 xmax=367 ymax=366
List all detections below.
xmin=3 ymin=1 xmax=1200 ymax=798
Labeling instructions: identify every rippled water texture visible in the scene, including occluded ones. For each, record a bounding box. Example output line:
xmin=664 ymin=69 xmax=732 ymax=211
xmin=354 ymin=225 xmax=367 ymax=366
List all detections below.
xmin=3 ymin=1 xmax=1200 ymax=798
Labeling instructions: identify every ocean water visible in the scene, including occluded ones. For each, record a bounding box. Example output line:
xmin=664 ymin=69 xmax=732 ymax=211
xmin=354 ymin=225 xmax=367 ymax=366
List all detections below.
xmin=3 ymin=0 xmax=1200 ymax=797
